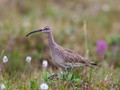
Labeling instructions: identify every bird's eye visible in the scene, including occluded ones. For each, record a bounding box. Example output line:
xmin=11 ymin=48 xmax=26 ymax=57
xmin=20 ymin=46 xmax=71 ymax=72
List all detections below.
xmin=43 ymin=26 xmax=50 ymax=30
xmin=44 ymin=27 xmax=49 ymax=30
xmin=45 ymin=28 xmax=48 ymax=30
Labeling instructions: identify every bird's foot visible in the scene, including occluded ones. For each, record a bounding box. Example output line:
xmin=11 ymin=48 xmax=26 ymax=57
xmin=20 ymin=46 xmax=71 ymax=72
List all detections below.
xmin=48 ymin=74 xmax=58 ymax=80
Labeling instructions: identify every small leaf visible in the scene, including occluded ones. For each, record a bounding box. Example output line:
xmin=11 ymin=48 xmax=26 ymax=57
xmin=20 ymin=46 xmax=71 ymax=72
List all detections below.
xmin=70 ymin=73 xmax=75 ymax=81
xmin=30 ymin=80 xmax=36 ymax=89
xmin=43 ymin=71 xmax=51 ymax=80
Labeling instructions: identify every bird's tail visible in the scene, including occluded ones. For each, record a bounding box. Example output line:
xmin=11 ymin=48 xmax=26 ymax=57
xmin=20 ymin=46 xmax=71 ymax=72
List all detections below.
xmin=89 ymin=62 xmax=97 ymax=69
xmin=90 ymin=62 xmax=97 ymax=66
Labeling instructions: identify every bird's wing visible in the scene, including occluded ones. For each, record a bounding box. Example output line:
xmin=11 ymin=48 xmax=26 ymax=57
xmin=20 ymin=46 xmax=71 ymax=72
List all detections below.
xmin=59 ymin=47 xmax=89 ymax=64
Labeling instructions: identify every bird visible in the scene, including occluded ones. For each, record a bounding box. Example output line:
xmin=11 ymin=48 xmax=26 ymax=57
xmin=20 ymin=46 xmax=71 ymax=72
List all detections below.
xmin=26 ymin=26 xmax=97 ymax=70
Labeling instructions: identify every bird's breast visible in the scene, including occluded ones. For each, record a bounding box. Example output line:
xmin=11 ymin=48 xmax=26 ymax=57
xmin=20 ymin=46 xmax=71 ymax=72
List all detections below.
xmin=49 ymin=47 xmax=66 ymax=68
xmin=51 ymin=53 xmax=65 ymax=67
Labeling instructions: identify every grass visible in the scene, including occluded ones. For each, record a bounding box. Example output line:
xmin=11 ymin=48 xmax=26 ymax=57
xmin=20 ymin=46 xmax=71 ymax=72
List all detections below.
xmin=0 ymin=0 xmax=120 ymax=89
xmin=0 ymin=66 xmax=120 ymax=89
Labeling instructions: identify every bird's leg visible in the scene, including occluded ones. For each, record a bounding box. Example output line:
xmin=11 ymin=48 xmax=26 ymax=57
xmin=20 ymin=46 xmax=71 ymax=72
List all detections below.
xmin=58 ymin=67 xmax=63 ymax=73
xmin=81 ymin=66 xmax=89 ymax=78
xmin=65 ymin=66 xmax=70 ymax=72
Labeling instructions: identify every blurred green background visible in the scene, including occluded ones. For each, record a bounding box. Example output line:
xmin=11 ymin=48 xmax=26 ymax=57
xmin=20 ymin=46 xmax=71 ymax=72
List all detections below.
xmin=0 ymin=0 xmax=120 ymax=73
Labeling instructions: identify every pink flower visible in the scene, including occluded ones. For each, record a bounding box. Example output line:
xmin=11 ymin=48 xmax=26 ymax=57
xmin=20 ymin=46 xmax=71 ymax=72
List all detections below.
xmin=97 ymin=40 xmax=108 ymax=55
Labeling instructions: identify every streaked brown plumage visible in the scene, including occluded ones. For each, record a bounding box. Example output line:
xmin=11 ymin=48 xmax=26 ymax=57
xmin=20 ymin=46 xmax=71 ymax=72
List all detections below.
xmin=26 ymin=26 xmax=96 ymax=70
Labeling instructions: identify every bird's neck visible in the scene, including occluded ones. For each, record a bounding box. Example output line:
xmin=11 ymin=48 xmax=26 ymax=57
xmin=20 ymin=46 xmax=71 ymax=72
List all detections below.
xmin=46 ymin=32 xmax=57 ymax=48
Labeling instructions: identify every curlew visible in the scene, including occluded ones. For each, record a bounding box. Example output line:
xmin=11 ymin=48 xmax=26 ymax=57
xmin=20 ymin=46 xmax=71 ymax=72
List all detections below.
xmin=26 ymin=26 xmax=97 ymax=70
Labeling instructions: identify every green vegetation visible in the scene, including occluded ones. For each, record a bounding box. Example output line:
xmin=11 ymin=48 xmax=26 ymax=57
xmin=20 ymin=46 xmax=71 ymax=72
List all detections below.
xmin=0 ymin=0 xmax=120 ymax=89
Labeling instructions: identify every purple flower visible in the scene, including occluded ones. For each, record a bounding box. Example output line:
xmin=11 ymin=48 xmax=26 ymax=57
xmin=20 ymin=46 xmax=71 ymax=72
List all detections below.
xmin=97 ymin=40 xmax=108 ymax=55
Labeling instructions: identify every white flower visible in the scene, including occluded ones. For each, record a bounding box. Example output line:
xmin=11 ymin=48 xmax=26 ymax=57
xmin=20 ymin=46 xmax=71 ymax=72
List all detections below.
xmin=0 ymin=83 xmax=5 ymax=90
xmin=40 ymin=83 xmax=48 ymax=90
xmin=22 ymin=19 xmax=30 ymax=28
xmin=60 ymin=71 xmax=63 ymax=74
xmin=42 ymin=60 xmax=48 ymax=68
xmin=102 ymin=4 xmax=110 ymax=12
xmin=3 ymin=56 xmax=8 ymax=63
xmin=26 ymin=56 xmax=32 ymax=63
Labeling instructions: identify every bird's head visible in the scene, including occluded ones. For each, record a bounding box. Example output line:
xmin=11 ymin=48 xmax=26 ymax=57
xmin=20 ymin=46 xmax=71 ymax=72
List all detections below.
xmin=26 ymin=26 xmax=51 ymax=37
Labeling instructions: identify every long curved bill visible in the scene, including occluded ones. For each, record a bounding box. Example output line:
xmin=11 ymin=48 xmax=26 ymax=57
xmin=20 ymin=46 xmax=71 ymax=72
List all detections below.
xmin=26 ymin=29 xmax=43 ymax=37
